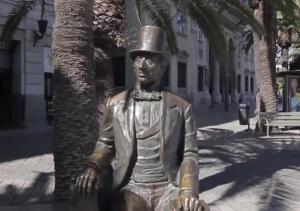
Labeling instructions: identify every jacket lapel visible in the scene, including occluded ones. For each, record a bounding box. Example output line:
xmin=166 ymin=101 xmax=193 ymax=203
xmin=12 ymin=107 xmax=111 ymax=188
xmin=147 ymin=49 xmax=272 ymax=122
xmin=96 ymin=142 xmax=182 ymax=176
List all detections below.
xmin=160 ymin=92 xmax=167 ymax=159
xmin=118 ymin=97 xmax=135 ymax=152
xmin=162 ymin=92 xmax=181 ymax=145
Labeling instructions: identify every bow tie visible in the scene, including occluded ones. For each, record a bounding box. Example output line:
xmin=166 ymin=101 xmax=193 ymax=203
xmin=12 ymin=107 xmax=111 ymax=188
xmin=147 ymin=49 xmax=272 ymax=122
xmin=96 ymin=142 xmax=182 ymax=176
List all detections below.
xmin=131 ymin=90 xmax=162 ymax=101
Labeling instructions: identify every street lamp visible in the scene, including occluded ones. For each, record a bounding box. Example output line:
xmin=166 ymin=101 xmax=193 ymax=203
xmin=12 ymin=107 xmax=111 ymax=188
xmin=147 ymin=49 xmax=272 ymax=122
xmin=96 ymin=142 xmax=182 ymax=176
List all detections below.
xmin=33 ymin=0 xmax=47 ymax=46
xmin=33 ymin=19 xmax=48 ymax=46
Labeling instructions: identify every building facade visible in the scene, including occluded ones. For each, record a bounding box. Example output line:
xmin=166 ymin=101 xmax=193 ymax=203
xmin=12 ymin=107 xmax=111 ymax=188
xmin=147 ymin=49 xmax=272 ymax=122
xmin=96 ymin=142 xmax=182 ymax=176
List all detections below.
xmin=0 ymin=0 xmax=54 ymax=129
xmin=0 ymin=0 xmax=256 ymax=129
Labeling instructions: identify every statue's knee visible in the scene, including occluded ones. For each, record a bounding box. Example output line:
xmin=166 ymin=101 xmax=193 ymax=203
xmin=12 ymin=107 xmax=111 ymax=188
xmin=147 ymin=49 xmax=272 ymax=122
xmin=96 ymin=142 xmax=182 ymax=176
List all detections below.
xmin=111 ymin=189 xmax=148 ymax=211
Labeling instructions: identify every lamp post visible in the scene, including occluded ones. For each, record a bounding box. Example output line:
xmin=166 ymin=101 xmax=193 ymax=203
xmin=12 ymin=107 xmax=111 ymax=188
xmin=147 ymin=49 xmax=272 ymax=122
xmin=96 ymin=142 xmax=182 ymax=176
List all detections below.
xmin=33 ymin=0 xmax=47 ymax=46
xmin=33 ymin=19 xmax=48 ymax=46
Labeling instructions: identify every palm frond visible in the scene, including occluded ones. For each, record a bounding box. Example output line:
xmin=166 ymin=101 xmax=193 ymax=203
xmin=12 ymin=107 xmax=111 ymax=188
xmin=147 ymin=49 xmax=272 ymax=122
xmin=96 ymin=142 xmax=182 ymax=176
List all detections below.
xmin=275 ymin=0 xmax=300 ymax=19
xmin=181 ymin=0 xmax=227 ymax=60
xmin=135 ymin=0 xmax=178 ymax=54
xmin=219 ymin=0 xmax=264 ymax=37
xmin=0 ymin=0 xmax=41 ymax=48
xmin=244 ymin=31 xmax=254 ymax=52
xmin=135 ymin=0 xmax=143 ymax=25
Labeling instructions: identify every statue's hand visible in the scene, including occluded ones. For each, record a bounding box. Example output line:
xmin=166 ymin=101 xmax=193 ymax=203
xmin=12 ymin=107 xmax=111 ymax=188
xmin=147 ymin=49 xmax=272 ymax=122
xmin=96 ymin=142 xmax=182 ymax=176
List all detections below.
xmin=176 ymin=193 xmax=209 ymax=211
xmin=75 ymin=167 xmax=99 ymax=197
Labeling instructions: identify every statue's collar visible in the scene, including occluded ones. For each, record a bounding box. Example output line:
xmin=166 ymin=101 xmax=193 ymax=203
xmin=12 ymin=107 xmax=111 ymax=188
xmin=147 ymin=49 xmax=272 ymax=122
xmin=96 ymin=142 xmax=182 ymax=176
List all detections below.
xmin=131 ymin=82 xmax=162 ymax=101
xmin=134 ymin=81 xmax=162 ymax=93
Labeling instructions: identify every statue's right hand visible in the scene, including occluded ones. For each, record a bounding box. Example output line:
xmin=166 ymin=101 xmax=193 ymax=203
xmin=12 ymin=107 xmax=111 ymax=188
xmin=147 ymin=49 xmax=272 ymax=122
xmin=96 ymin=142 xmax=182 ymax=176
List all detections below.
xmin=75 ymin=167 xmax=99 ymax=197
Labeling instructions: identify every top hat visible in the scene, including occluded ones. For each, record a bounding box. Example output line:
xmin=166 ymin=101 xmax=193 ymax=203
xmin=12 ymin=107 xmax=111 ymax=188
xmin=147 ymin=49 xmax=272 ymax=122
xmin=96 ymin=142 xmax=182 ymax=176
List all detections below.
xmin=130 ymin=25 xmax=165 ymax=59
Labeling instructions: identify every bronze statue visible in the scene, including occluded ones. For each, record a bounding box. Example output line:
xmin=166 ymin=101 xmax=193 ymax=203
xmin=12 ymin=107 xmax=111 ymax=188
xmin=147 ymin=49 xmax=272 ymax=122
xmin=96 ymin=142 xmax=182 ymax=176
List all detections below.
xmin=75 ymin=25 xmax=209 ymax=211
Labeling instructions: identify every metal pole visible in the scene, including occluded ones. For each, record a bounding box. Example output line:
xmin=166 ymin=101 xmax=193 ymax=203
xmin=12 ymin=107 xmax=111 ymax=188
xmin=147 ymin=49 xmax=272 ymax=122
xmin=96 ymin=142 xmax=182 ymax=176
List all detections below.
xmin=247 ymin=104 xmax=251 ymax=131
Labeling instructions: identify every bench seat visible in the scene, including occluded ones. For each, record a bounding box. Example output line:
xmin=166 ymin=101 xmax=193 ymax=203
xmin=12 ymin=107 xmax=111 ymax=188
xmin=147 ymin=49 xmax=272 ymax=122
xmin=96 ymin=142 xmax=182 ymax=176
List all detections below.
xmin=259 ymin=112 xmax=300 ymax=136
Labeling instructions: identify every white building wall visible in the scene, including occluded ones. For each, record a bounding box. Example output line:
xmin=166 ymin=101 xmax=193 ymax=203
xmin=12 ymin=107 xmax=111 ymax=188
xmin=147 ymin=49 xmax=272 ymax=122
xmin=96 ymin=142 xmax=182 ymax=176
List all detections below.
xmin=0 ymin=0 xmax=54 ymax=127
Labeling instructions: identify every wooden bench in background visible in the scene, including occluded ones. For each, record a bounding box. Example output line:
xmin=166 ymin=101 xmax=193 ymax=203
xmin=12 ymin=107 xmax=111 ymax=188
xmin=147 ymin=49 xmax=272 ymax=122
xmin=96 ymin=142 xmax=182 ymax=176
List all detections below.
xmin=259 ymin=112 xmax=300 ymax=136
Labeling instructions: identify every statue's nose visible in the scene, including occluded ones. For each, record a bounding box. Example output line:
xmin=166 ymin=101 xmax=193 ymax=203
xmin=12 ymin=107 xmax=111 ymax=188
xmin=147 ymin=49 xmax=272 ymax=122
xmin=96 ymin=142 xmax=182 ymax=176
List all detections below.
xmin=138 ymin=58 xmax=146 ymax=69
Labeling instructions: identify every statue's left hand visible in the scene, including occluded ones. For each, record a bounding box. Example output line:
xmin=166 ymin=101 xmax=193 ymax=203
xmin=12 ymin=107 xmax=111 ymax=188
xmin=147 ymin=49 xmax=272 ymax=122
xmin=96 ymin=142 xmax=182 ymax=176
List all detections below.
xmin=75 ymin=167 xmax=99 ymax=197
xmin=176 ymin=194 xmax=210 ymax=211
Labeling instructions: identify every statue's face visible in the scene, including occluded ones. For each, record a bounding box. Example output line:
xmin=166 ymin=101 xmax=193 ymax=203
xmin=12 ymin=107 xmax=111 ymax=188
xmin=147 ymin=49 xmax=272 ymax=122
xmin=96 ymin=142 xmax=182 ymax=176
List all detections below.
xmin=133 ymin=53 xmax=164 ymax=86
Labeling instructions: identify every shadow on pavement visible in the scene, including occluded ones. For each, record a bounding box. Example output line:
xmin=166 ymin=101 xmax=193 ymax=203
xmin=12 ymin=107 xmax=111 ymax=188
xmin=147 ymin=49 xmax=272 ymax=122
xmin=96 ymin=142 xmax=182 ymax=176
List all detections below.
xmin=0 ymin=172 xmax=54 ymax=206
xmin=197 ymin=128 xmax=235 ymax=142
xmin=198 ymin=129 xmax=300 ymax=211
xmin=0 ymin=127 xmax=53 ymax=163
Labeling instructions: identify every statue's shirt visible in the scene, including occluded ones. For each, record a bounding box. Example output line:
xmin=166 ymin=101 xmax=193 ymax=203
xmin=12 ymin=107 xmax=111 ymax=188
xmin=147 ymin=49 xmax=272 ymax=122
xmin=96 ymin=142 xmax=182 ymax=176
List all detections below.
xmin=130 ymin=99 xmax=168 ymax=184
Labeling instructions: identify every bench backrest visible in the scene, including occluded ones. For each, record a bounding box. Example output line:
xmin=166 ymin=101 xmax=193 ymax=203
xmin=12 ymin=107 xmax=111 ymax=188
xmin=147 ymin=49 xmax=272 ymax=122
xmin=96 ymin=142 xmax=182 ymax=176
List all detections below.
xmin=259 ymin=112 xmax=300 ymax=122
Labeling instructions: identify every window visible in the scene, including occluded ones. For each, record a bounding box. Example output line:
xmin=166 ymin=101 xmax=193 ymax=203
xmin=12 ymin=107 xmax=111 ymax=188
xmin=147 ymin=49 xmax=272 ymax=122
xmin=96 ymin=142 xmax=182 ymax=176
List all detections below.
xmin=198 ymin=28 xmax=203 ymax=41
xmin=238 ymin=47 xmax=242 ymax=58
xmin=178 ymin=62 xmax=187 ymax=88
xmin=44 ymin=72 xmax=53 ymax=101
xmin=112 ymin=57 xmax=125 ymax=87
xmin=197 ymin=66 xmax=204 ymax=91
xmin=198 ymin=48 xmax=203 ymax=60
xmin=176 ymin=8 xmax=187 ymax=34
xmin=245 ymin=76 xmax=249 ymax=92
xmin=161 ymin=65 xmax=170 ymax=88
xmin=250 ymin=77 xmax=254 ymax=93
xmin=237 ymin=74 xmax=241 ymax=93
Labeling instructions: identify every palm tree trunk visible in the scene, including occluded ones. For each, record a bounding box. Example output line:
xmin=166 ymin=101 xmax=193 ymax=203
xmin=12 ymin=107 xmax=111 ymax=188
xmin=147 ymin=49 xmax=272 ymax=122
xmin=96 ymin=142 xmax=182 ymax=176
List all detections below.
xmin=94 ymin=47 xmax=114 ymax=123
xmin=281 ymin=47 xmax=289 ymax=71
xmin=252 ymin=0 xmax=277 ymax=130
xmin=93 ymin=0 xmax=125 ymax=122
xmin=278 ymin=30 xmax=292 ymax=72
xmin=52 ymin=0 xmax=97 ymax=199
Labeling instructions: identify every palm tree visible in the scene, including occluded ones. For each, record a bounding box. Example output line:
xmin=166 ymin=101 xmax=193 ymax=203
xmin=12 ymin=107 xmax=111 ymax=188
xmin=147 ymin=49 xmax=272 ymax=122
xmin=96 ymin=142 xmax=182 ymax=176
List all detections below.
xmin=93 ymin=0 xmax=125 ymax=122
xmin=51 ymin=0 xmax=96 ymax=200
xmin=277 ymin=2 xmax=300 ymax=72
xmin=249 ymin=0 xmax=300 ymax=131
xmin=251 ymin=0 xmax=277 ymax=117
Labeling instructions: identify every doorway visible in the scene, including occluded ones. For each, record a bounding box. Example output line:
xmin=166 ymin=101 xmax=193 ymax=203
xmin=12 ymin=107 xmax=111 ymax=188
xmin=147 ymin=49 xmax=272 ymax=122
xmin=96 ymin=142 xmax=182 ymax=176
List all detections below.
xmin=0 ymin=42 xmax=24 ymax=129
xmin=0 ymin=47 xmax=13 ymax=128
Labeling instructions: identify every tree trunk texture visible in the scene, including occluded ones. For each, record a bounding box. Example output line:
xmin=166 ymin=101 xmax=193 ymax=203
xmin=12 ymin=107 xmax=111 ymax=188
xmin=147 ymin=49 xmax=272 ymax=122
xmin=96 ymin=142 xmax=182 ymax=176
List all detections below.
xmin=278 ymin=30 xmax=292 ymax=72
xmin=51 ymin=0 xmax=125 ymax=200
xmin=252 ymin=0 xmax=277 ymax=130
xmin=281 ymin=47 xmax=289 ymax=72
xmin=52 ymin=0 xmax=96 ymax=199
xmin=93 ymin=0 xmax=125 ymax=122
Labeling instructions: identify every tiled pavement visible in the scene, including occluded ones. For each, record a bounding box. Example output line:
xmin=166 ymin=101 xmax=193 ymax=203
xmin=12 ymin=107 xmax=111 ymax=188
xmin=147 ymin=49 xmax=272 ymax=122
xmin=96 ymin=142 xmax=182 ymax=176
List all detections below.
xmin=0 ymin=103 xmax=299 ymax=211
xmin=0 ymin=126 xmax=54 ymax=209
xmin=198 ymin=130 xmax=300 ymax=211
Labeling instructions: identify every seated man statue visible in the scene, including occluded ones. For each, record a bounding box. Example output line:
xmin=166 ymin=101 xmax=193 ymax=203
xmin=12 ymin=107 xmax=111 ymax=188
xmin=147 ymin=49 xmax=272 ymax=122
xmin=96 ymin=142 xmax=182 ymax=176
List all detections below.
xmin=75 ymin=25 xmax=209 ymax=211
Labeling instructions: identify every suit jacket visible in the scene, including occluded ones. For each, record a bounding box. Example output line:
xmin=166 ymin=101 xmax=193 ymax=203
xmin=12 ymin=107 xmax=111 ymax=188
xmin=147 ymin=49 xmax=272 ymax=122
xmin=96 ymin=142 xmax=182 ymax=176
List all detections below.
xmin=89 ymin=90 xmax=199 ymax=195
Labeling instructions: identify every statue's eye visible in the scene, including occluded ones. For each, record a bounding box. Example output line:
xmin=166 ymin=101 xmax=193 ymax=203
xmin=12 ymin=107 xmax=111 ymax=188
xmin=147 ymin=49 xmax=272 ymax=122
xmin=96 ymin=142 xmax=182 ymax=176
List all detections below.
xmin=146 ymin=59 xmax=154 ymax=65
